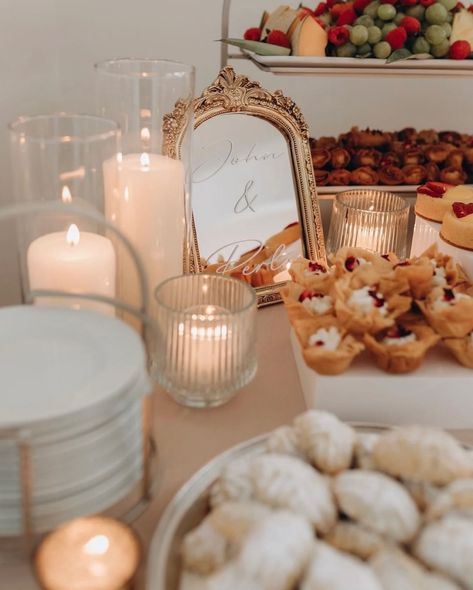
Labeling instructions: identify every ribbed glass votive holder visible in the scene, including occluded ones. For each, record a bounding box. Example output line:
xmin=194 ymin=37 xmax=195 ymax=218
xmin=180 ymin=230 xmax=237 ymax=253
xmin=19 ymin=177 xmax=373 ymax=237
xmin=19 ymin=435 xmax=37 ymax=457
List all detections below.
xmin=327 ymin=190 xmax=410 ymax=258
xmin=154 ymin=274 xmax=257 ymax=408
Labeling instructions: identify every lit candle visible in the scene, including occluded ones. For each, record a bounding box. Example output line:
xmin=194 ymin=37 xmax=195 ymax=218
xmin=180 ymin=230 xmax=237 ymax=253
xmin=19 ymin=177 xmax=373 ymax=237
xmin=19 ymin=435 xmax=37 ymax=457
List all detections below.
xmin=35 ymin=516 xmax=140 ymax=590
xmin=103 ymin=141 xmax=185 ymax=319
xmin=177 ymin=305 xmax=231 ymax=390
xmin=27 ymin=223 xmax=116 ymax=316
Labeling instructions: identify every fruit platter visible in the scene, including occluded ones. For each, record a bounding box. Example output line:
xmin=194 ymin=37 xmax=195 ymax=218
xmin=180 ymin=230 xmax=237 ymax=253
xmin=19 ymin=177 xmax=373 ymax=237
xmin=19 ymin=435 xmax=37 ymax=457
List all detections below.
xmin=222 ymin=2 xmax=473 ymax=74
xmin=310 ymin=126 xmax=473 ymax=191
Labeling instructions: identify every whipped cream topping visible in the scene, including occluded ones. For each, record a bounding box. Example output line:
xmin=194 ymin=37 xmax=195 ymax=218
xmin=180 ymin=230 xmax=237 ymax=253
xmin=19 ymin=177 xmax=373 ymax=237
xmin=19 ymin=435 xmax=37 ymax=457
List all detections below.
xmin=431 ymin=260 xmax=447 ymax=287
xmin=301 ymin=294 xmax=333 ymax=314
xmin=348 ymin=286 xmax=388 ymax=316
xmin=431 ymin=288 xmax=471 ymax=312
xmin=308 ymin=327 xmax=341 ymax=351
xmin=383 ymin=332 xmax=416 ymax=346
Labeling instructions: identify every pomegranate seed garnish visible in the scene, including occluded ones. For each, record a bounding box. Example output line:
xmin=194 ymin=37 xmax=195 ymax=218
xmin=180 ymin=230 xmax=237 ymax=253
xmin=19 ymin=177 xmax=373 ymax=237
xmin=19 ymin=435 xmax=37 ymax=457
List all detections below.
xmin=308 ymin=261 xmax=327 ymax=273
xmin=345 ymin=256 xmax=359 ymax=272
xmin=443 ymin=288 xmax=455 ymax=302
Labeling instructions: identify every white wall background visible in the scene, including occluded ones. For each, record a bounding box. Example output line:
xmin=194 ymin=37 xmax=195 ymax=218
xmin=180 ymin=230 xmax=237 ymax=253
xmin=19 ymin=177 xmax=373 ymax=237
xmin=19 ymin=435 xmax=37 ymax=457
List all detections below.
xmin=1 ymin=0 xmax=472 ymax=303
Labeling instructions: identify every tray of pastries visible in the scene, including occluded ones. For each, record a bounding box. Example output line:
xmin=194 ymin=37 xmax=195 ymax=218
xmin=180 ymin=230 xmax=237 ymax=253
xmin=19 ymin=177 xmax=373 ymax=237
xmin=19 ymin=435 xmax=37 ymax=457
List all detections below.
xmin=311 ymin=127 xmax=473 ymax=193
xmin=147 ymin=409 xmax=473 ymax=590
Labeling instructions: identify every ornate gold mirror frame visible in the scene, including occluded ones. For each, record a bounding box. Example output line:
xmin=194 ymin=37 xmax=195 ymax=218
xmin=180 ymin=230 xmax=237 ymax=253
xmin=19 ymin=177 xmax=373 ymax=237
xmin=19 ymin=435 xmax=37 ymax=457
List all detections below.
xmin=164 ymin=66 xmax=326 ymax=307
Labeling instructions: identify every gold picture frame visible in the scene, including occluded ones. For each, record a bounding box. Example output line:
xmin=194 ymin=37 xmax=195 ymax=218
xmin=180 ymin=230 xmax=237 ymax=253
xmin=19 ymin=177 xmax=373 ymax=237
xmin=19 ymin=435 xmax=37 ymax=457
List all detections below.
xmin=163 ymin=66 xmax=326 ymax=307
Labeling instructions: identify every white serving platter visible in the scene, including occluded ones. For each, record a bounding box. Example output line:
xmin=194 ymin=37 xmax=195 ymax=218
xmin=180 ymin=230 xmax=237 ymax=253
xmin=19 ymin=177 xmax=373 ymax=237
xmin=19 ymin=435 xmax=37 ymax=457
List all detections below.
xmin=291 ymin=330 xmax=473 ymax=429
xmin=243 ymin=50 xmax=473 ymax=77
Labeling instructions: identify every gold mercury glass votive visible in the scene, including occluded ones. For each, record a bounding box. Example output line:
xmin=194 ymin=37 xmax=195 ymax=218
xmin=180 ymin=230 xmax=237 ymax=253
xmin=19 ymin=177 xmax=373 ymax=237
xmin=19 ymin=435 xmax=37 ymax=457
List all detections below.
xmin=153 ymin=274 xmax=257 ymax=408
xmin=327 ymin=190 xmax=410 ymax=258
xmin=34 ymin=516 xmax=141 ymax=590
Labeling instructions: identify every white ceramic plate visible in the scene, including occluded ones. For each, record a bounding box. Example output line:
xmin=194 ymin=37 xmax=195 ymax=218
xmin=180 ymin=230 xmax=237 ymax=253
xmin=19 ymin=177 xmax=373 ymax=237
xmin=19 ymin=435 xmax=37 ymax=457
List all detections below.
xmin=0 ymin=306 xmax=147 ymax=429
xmin=244 ymin=50 xmax=473 ymax=70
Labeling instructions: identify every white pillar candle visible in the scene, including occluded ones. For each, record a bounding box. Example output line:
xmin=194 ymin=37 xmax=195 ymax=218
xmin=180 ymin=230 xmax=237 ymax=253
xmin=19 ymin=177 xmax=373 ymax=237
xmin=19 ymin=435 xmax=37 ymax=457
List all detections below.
xmin=35 ymin=516 xmax=140 ymax=590
xmin=27 ymin=224 xmax=116 ymax=316
xmin=103 ymin=152 xmax=185 ymax=319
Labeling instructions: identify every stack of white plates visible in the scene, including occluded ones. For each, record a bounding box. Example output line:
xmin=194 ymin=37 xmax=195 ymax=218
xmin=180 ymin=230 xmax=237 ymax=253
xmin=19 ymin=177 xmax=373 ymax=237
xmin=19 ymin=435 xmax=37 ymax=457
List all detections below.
xmin=0 ymin=306 xmax=151 ymax=536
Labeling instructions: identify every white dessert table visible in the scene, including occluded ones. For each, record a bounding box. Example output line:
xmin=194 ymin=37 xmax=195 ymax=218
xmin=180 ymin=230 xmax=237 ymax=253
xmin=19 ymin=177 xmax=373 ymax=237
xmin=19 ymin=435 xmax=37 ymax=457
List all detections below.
xmin=3 ymin=304 xmax=473 ymax=589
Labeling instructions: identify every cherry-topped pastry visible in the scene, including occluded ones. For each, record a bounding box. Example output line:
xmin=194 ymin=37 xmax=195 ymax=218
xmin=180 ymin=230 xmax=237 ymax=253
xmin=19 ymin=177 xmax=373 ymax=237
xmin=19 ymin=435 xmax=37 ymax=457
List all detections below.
xmin=441 ymin=201 xmax=473 ymax=250
xmin=416 ymin=183 xmax=473 ymax=222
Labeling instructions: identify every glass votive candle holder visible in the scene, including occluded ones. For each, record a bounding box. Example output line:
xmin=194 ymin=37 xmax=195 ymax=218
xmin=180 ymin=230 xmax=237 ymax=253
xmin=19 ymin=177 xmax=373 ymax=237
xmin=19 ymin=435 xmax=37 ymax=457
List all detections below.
xmin=327 ymin=190 xmax=410 ymax=258
xmin=154 ymin=274 xmax=257 ymax=408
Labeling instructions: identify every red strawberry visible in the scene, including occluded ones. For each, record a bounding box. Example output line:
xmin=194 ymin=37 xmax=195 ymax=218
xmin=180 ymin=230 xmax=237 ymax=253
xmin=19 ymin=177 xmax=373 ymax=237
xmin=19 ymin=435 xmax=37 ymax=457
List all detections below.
xmin=449 ymin=40 xmax=472 ymax=60
xmin=452 ymin=201 xmax=473 ymax=218
xmin=455 ymin=1 xmax=466 ymax=11
xmin=353 ymin=0 xmax=371 ymax=12
xmin=385 ymin=26 xmax=407 ymax=49
xmin=331 ymin=2 xmax=353 ymax=19
xmin=420 ymin=0 xmax=435 ymax=5
xmin=400 ymin=16 xmax=421 ymax=35
xmin=417 ymin=181 xmax=451 ymax=198
xmin=267 ymin=30 xmax=291 ymax=48
xmin=314 ymin=2 xmax=329 ymax=15
xmin=337 ymin=7 xmax=357 ymax=24
xmin=401 ymin=0 xmax=418 ymax=5
xmin=244 ymin=27 xmax=262 ymax=41
xmin=328 ymin=25 xmax=351 ymax=45
xmin=326 ymin=0 xmax=337 ymax=7
xmin=380 ymin=0 xmax=398 ymax=4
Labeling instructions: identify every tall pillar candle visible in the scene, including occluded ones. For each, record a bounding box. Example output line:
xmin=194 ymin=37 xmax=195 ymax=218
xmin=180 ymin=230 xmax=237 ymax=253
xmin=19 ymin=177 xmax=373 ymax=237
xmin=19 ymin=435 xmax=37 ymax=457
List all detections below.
xmin=27 ymin=224 xmax=116 ymax=316
xmin=103 ymin=153 xmax=185 ymax=318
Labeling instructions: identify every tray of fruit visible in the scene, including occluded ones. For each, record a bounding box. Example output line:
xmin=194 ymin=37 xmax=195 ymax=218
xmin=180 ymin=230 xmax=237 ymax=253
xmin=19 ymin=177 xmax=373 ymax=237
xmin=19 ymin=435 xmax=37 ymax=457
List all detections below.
xmin=309 ymin=126 xmax=473 ymax=191
xmin=222 ymin=2 xmax=473 ymax=72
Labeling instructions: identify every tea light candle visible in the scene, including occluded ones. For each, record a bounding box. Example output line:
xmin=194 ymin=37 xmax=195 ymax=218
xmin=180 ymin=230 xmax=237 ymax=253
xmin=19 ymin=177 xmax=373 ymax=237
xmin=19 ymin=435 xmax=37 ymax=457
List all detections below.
xmin=178 ymin=305 xmax=230 ymax=387
xmin=103 ymin=151 xmax=185 ymax=318
xmin=27 ymin=224 xmax=116 ymax=316
xmin=35 ymin=516 xmax=140 ymax=590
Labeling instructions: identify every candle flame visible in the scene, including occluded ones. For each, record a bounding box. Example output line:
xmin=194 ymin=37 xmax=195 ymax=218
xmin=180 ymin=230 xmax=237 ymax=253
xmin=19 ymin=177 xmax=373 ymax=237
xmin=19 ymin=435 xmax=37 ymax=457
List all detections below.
xmin=83 ymin=534 xmax=110 ymax=556
xmin=140 ymin=152 xmax=150 ymax=168
xmin=62 ymin=186 xmax=72 ymax=203
xmin=141 ymin=127 xmax=150 ymax=142
xmin=66 ymin=223 xmax=80 ymax=246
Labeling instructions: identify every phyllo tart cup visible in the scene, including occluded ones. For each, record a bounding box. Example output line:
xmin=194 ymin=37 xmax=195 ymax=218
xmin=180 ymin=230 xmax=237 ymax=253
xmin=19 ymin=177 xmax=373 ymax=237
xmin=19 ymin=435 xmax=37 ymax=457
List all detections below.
xmin=331 ymin=247 xmax=393 ymax=279
xmin=281 ymin=282 xmax=334 ymax=324
xmin=293 ymin=316 xmax=364 ymax=376
xmin=289 ymin=257 xmax=335 ymax=290
xmin=417 ymin=286 xmax=473 ymax=338
xmin=333 ymin=274 xmax=412 ymax=336
xmin=364 ymin=322 xmax=440 ymax=374
xmin=443 ymin=333 xmax=473 ymax=368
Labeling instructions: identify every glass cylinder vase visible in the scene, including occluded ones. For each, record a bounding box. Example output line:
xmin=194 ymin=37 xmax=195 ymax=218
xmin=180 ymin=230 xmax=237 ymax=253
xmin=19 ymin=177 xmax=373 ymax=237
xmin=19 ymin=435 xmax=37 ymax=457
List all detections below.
xmin=327 ymin=190 xmax=410 ymax=258
xmin=9 ymin=114 xmax=120 ymax=315
xmin=96 ymin=58 xmax=195 ymax=320
xmin=154 ymin=274 xmax=257 ymax=408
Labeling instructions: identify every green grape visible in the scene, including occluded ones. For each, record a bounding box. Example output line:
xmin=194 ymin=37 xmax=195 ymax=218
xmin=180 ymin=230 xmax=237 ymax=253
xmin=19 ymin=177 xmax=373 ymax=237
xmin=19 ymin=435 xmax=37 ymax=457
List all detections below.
xmin=374 ymin=18 xmax=385 ymax=28
xmin=431 ymin=38 xmax=450 ymax=56
xmin=336 ymin=42 xmax=358 ymax=57
xmin=394 ymin=12 xmax=405 ymax=25
xmin=377 ymin=3 xmax=396 ymax=20
xmin=367 ymin=25 xmax=382 ymax=44
xmin=412 ymin=36 xmax=431 ymax=54
xmin=357 ymin=42 xmax=372 ymax=55
xmin=439 ymin=0 xmax=457 ymax=9
xmin=382 ymin=22 xmax=397 ymax=38
xmin=425 ymin=2 xmax=449 ymax=24
xmin=350 ymin=24 xmax=369 ymax=45
xmin=406 ymin=5 xmax=425 ymax=20
xmin=363 ymin=1 xmax=380 ymax=18
xmin=355 ymin=15 xmax=374 ymax=27
xmin=373 ymin=40 xmax=392 ymax=58
xmin=441 ymin=22 xmax=452 ymax=37
xmin=425 ymin=24 xmax=447 ymax=45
